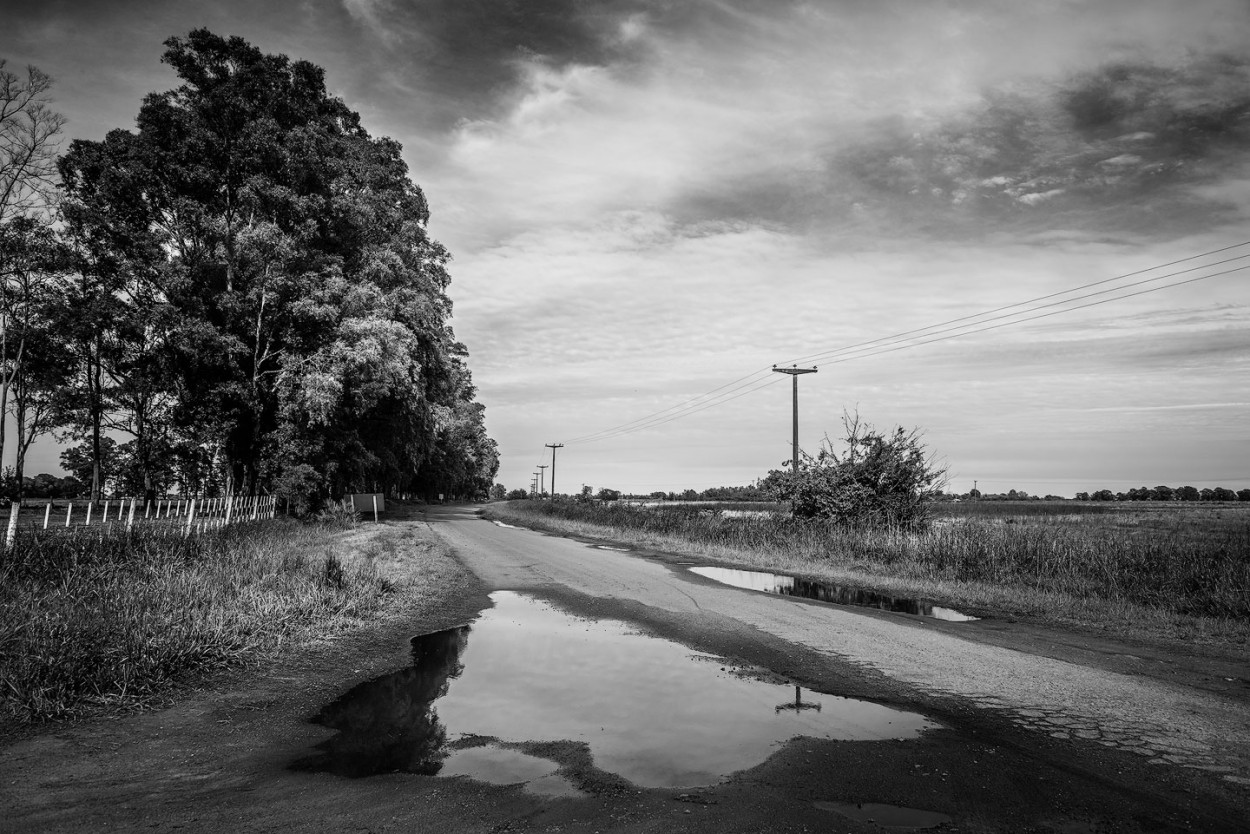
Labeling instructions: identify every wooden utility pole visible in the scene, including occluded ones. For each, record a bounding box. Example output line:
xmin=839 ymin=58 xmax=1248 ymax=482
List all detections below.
xmin=537 ymin=465 xmax=548 ymax=497
xmin=545 ymin=443 xmax=564 ymax=497
xmin=772 ymin=365 xmax=818 ymax=474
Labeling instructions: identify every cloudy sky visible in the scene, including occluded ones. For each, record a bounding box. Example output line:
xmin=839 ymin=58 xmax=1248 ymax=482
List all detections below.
xmin=4 ymin=0 xmax=1250 ymax=496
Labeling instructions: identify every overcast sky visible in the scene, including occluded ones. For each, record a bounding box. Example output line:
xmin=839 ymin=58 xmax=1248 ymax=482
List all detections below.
xmin=4 ymin=0 xmax=1249 ymax=496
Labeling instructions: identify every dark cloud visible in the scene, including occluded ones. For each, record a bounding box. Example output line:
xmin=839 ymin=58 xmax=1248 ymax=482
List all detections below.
xmin=678 ymin=52 xmax=1250 ymax=242
xmin=393 ymin=0 xmax=646 ymax=96
xmin=344 ymin=0 xmax=809 ymax=127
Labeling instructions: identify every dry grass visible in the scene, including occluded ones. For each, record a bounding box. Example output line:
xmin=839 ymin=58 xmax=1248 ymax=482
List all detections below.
xmin=0 ymin=519 xmax=444 ymax=723
xmin=485 ymin=500 xmax=1250 ymax=648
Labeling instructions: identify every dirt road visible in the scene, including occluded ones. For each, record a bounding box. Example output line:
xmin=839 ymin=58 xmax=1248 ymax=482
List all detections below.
xmin=3 ymin=505 xmax=1248 ymax=832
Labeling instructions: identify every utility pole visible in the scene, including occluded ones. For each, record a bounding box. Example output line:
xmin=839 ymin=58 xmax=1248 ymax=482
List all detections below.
xmin=772 ymin=365 xmax=818 ymax=475
xmin=537 ymin=465 xmax=548 ymax=496
xmin=545 ymin=443 xmax=564 ymax=497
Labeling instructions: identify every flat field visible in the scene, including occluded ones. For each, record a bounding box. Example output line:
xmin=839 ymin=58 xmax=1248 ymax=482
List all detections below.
xmin=485 ymin=499 xmax=1250 ymax=649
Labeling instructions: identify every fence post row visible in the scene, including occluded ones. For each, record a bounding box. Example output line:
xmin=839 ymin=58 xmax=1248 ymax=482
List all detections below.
xmin=3 ymin=493 xmax=287 ymax=539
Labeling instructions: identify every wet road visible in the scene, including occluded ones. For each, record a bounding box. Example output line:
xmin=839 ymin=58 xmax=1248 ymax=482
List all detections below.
xmin=425 ymin=504 xmax=1250 ymax=826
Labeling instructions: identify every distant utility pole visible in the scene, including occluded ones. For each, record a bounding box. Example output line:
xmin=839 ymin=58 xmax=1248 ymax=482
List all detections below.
xmin=537 ymin=465 xmax=548 ymax=496
xmin=546 ymin=443 xmax=564 ymax=497
xmin=531 ymin=473 xmax=539 ymax=496
xmin=772 ymin=365 xmax=818 ymax=475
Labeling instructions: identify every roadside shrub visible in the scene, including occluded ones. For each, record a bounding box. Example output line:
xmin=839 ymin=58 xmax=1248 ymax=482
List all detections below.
xmin=771 ymin=413 xmax=947 ymax=529
xmin=317 ymin=498 xmax=360 ymax=529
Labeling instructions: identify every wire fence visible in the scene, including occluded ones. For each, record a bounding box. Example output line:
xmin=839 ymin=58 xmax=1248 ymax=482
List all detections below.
xmin=3 ymin=495 xmax=279 ymax=546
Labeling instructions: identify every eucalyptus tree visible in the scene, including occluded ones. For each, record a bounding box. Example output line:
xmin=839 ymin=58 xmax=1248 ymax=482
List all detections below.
xmin=58 ymin=128 xmax=168 ymax=502
xmin=58 ymin=29 xmax=495 ymax=504
xmin=1 ymin=60 xmax=66 ymax=498
xmin=0 ymin=217 xmax=73 ymax=500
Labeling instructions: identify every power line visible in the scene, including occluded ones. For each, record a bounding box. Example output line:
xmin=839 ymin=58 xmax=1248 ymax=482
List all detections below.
xmin=562 ymin=239 xmax=1250 ymax=446
xmin=564 ymin=366 xmax=777 ymax=443
xmin=812 ymin=265 xmax=1247 ymax=367
xmin=567 ymin=374 xmax=784 ymax=445
xmin=781 ymin=248 xmax=1250 ymax=367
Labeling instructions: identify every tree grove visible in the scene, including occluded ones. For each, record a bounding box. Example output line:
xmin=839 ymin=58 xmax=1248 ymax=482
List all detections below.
xmin=7 ymin=31 xmax=498 ymax=506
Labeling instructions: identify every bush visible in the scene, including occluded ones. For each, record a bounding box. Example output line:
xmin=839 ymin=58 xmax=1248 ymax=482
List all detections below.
xmin=770 ymin=413 xmax=946 ymax=529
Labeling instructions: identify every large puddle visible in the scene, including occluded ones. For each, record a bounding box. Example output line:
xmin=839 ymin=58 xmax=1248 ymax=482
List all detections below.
xmin=690 ymin=567 xmax=979 ymax=622
xmin=294 ymin=591 xmax=938 ymax=791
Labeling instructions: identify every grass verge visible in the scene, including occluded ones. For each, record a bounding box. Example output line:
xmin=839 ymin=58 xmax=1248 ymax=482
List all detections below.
xmin=0 ymin=515 xmax=454 ymax=724
xmin=484 ymin=500 xmax=1250 ymax=649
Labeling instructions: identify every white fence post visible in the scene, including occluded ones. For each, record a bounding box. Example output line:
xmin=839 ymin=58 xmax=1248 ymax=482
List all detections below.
xmin=5 ymin=502 xmax=19 ymax=548
xmin=43 ymin=502 xmax=51 ymax=530
xmin=127 ymin=498 xmax=137 ymax=530
xmin=184 ymin=498 xmax=197 ymax=538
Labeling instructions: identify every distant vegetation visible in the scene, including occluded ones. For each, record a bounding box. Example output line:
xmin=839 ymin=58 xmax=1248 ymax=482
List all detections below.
xmin=491 ymin=499 xmax=1250 ymax=629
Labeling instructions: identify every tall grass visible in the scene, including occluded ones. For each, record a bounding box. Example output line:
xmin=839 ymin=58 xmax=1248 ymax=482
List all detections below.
xmin=0 ymin=521 xmax=392 ymax=723
xmin=496 ymin=501 xmax=1250 ymax=621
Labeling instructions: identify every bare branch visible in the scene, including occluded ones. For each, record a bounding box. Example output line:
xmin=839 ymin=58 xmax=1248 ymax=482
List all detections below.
xmin=0 ymin=59 xmax=66 ymax=224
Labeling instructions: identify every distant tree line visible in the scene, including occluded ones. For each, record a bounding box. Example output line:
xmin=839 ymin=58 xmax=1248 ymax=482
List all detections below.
xmin=0 ymin=32 xmax=498 ymax=508
xmin=1074 ymin=486 xmax=1249 ymax=502
xmin=939 ymin=486 xmax=1249 ymax=502
xmin=643 ymin=483 xmax=771 ymax=502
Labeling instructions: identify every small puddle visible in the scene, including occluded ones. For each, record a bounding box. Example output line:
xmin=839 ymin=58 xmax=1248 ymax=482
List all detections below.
xmin=440 ymin=744 xmax=581 ymax=797
xmin=814 ymin=800 xmax=953 ymax=830
xmin=294 ymin=592 xmax=937 ymax=790
xmin=690 ymin=567 xmax=978 ymax=622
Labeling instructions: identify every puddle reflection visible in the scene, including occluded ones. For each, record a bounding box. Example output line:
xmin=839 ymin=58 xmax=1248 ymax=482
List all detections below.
xmin=690 ymin=567 xmax=979 ymax=622
xmin=294 ymin=592 xmax=937 ymax=790
xmin=291 ymin=627 xmax=468 ymax=777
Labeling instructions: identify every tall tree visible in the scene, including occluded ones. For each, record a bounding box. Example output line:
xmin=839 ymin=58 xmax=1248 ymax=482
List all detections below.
xmin=59 ymin=30 xmax=495 ymax=506
xmin=58 ymin=129 xmax=162 ymax=502
xmin=0 ymin=217 xmax=72 ymax=501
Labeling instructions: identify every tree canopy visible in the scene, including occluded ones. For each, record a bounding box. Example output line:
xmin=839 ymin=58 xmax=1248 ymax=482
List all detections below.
xmin=6 ymin=31 xmax=497 ymax=506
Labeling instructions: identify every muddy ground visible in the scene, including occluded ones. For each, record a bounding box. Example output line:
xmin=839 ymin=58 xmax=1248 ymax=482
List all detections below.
xmin=1 ymin=507 xmax=1247 ymax=833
